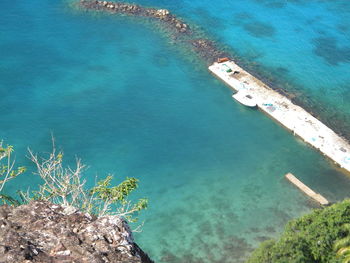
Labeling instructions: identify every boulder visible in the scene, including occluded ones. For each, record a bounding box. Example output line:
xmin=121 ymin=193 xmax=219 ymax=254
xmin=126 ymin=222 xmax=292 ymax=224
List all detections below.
xmin=0 ymin=201 xmax=154 ymax=263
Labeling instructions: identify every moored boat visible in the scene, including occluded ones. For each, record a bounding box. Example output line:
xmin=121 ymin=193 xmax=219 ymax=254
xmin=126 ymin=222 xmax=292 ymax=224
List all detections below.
xmin=232 ymin=90 xmax=257 ymax=108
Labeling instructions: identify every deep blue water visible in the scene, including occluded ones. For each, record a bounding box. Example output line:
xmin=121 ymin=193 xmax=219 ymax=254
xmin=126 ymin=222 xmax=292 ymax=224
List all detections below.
xmin=1 ymin=0 xmax=350 ymax=262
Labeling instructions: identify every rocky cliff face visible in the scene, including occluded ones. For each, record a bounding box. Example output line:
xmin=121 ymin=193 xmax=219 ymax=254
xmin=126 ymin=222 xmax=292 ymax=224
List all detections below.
xmin=0 ymin=201 xmax=153 ymax=263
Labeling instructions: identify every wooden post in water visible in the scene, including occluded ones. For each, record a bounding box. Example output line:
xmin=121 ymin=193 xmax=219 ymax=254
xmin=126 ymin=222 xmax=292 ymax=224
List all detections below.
xmin=285 ymin=173 xmax=329 ymax=206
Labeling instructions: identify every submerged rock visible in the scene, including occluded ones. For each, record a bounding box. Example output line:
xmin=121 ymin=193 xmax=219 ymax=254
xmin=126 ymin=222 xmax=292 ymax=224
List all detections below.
xmin=190 ymin=38 xmax=230 ymax=63
xmin=0 ymin=201 xmax=153 ymax=263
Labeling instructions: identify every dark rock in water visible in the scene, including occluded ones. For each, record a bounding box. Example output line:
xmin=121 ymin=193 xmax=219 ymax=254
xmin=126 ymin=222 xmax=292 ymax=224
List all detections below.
xmin=79 ymin=1 xmax=232 ymax=64
xmin=80 ymin=0 xmax=191 ymax=34
xmin=190 ymin=39 xmax=230 ymax=64
xmin=0 ymin=201 xmax=153 ymax=263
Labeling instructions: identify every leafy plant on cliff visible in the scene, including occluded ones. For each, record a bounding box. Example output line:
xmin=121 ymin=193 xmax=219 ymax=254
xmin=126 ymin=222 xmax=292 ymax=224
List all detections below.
xmin=247 ymin=200 xmax=350 ymax=263
xmin=0 ymin=141 xmax=26 ymax=205
xmin=0 ymin=140 xmax=147 ymax=224
xmin=19 ymin=143 xmax=148 ymax=222
xmin=90 ymin=176 xmax=148 ymax=221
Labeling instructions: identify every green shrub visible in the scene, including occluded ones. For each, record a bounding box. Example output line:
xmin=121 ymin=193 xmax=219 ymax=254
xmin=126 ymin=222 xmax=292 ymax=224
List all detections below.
xmin=247 ymin=201 xmax=350 ymax=263
xmin=0 ymin=140 xmax=147 ymax=225
xmin=0 ymin=141 xmax=26 ymax=205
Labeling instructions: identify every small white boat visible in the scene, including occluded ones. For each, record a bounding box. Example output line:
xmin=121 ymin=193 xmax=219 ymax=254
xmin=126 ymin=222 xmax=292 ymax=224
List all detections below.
xmin=232 ymin=91 xmax=257 ymax=108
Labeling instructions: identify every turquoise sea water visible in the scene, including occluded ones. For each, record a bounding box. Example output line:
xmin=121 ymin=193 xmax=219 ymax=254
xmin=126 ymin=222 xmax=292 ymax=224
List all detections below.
xmin=1 ymin=0 xmax=350 ymax=262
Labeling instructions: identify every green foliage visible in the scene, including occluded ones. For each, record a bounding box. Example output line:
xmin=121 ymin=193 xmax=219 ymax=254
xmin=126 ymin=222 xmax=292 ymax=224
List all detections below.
xmin=91 ymin=176 xmax=139 ymax=203
xmin=90 ymin=176 xmax=148 ymax=222
xmin=334 ymin=224 xmax=350 ymax=263
xmin=22 ymin=146 xmax=148 ymax=223
xmin=0 ymin=141 xmax=147 ymax=225
xmin=247 ymin=240 xmax=276 ymax=263
xmin=247 ymin=200 xmax=350 ymax=263
xmin=0 ymin=142 xmax=26 ymax=206
xmin=0 ymin=193 xmax=21 ymax=206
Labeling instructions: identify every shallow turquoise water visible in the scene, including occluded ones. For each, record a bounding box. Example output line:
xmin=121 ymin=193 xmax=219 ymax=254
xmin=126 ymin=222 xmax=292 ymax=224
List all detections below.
xmin=1 ymin=0 xmax=350 ymax=262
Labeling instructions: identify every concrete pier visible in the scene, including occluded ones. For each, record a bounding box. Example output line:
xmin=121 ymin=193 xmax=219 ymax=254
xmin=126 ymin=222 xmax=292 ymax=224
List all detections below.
xmin=285 ymin=173 xmax=329 ymax=206
xmin=209 ymin=61 xmax=350 ymax=173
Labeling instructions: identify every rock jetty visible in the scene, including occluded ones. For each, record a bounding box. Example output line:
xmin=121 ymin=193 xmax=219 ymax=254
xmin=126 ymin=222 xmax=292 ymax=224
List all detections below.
xmin=190 ymin=39 xmax=229 ymax=64
xmin=79 ymin=0 xmax=230 ymax=63
xmin=0 ymin=201 xmax=153 ymax=263
xmin=80 ymin=0 xmax=190 ymax=34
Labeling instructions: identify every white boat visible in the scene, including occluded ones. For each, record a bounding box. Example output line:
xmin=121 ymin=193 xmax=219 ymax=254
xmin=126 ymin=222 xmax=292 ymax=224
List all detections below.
xmin=232 ymin=90 xmax=257 ymax=108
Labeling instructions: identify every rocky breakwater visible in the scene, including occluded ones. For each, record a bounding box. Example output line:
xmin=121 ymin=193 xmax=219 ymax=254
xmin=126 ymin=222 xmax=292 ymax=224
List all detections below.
xmin=79 ymin=0 xmax=229 ymax=64
xmin=80 ymin=0 xmax=190 ymax=34
xmin=0 ymin=201 xmax=154 ymax=263
xmin=190 ymin=39 xmax=229 ymax=65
